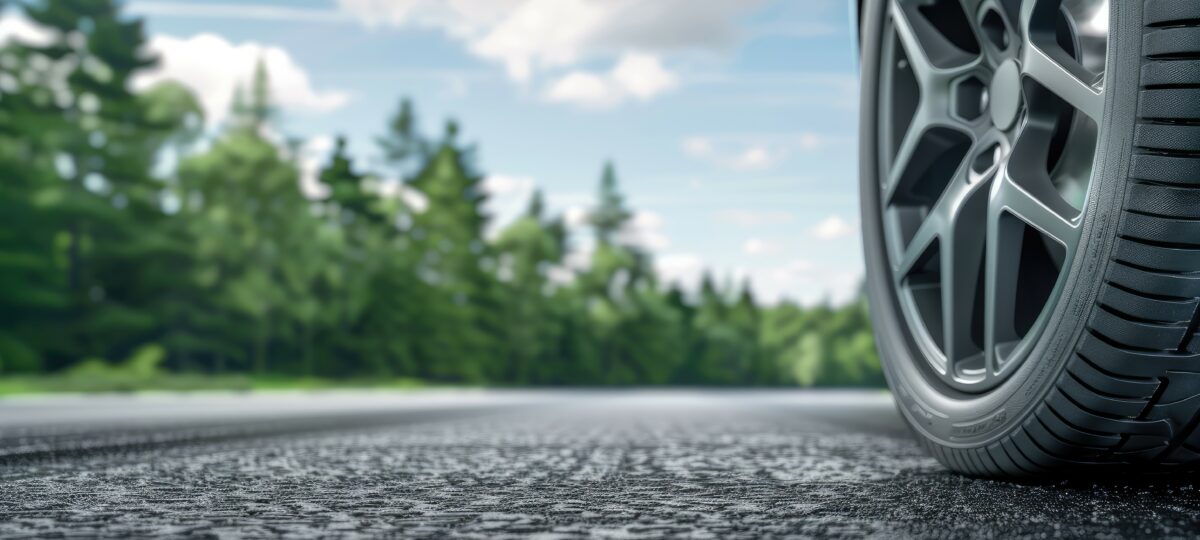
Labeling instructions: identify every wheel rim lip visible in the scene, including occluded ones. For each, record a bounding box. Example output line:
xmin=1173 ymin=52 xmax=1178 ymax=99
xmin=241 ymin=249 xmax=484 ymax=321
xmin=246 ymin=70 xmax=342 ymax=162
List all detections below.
xmin=875 ymin=0 xmax=1109 ymax=393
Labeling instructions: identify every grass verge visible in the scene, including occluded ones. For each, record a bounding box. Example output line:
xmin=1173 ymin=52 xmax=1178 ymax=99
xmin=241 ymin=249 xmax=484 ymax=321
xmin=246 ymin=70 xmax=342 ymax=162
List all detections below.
xmin=0 ymin=373 xmax=428 ymax=396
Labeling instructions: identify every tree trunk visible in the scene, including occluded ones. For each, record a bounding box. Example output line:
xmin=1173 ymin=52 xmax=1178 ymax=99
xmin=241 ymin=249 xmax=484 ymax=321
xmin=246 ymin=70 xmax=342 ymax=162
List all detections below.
xmin=67 ymin=222 xmax=80 ymax=291
xmin=254 ymin=317 xmax=268 ymax=375
xmin=302 ymin=323 xmax=314 ymax=377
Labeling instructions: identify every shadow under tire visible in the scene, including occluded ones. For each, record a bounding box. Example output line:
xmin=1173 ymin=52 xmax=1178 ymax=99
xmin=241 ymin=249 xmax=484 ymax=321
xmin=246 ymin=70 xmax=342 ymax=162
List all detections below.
xmin=861 ymin=0 xmax=1200 ymax=477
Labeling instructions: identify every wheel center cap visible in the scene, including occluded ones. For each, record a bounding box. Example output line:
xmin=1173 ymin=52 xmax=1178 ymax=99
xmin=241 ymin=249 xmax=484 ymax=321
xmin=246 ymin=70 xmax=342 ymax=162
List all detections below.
xmin=990 ymin=59 xmax=1022 ymax=130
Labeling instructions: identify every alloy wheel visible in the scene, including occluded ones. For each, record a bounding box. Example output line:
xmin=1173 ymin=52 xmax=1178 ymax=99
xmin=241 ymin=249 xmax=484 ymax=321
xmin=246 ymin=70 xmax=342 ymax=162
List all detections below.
xmin=876 ymin=0 xmax=1109 ymax=392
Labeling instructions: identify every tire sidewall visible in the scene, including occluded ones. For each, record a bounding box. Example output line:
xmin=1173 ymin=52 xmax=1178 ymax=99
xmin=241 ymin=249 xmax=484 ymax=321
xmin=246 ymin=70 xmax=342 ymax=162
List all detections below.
xmin=859 ymin=0 xmax=1141 ymax=448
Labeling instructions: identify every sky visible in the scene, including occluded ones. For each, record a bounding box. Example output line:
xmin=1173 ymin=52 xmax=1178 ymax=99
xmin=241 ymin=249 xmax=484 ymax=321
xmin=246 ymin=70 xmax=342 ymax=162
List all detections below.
xmin=2 ymin=0 xmax=864 ymax=305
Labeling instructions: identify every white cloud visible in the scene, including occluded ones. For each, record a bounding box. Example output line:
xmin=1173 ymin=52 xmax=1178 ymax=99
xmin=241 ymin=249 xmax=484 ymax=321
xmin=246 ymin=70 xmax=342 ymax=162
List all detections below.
xmin=714 ymin=209 xmax=796 ymax=228
xmin=656 ymin=253 xmax=705 ymax=291
xmin=300 ymin=137 xmax=428 ymax=209
xmin=298 ymin=135 xmax=336 ymax=200
xmin=732 ymin=146 xmax=777 ymax=171
xmin=564 ymin=205 xmax=590 ymax=229
xmin=810 ymin=215 xmax=856 ymax=241
xmin=337 ymin=0 xmax=756 ymax=76
xmin=482 ymin=173 xmax=535 ymax=198
xmin=680 ymin=132 xmax=828 ymax=171
xmin=338 ymin=0 xmax=521 ymax=36
xmin=127 ymin=2 xmax=352 ymax=23
xmin=742 ymin=238 xmax=780 ymax=255
xmin=564 ymin=245 xmax=594 ymax=273
xmin=543 ymin=52 xmax=677 ymax=109
xmin=365 ymin=175 xmax=429 ymax=213
xmin=682 ymin=136 xmax=714 ymax=158
xmin=797 ymin=132 xmax=824 ymax=151
xmin=444 ymin=74 xmax=471 ymax=98
xmin=397 ymin=186 xmax=429 ymax=214
xmin=650 ymin=250 xmax=865 ymax=305
xmin=688 ymin=139 xmax=778 ymax=171
xmin=543 ymin=71 xmax=621 ymax=109
xmin=751 ymin=259 xmax=862 ymax=305
xmin=0 ymin=13 xmax=54 ymax=47
xmin=133 ymin=33 xmax=351 ymax=127
xmin=617 ymin=210 xmax=669 ymax=250
xmin=610 ymin=52 xmax=678 ymax=100
xmin=480 ymin=173 xmax=537 ymax=237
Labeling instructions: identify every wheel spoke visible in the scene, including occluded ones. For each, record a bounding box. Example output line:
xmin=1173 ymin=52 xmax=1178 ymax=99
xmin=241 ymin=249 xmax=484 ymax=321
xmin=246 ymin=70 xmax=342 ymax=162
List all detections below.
xmin=885 ymin=106 xmax=942 ymax=202
xmin=884 ymin=109 xmax=975 ymax=207
xmin=974 ymin=0 xmax=1020 ymax=65
xmin=939 ymin=173 xmax=989 ymax=366
xmin=1021 ymin=40 xmax=1105 ymax=121
xmin=990 ymin=168 xmax=1079 ymax=246
xmin=896 ymin=208 xmax=943 ymax=280
xmin=891 ymin=0 xmax=982 ymax=88
xmin=886 ymin=107 xmax=925 ymax=202
xmin=958 ymin=0 xmax=984 ymax=16
xmin=891 ymin=0 xmax=939 ymax=86
xmin=983 ymin=165 xmax=1080 ymax=374
xmin=983 ymin=197 xmax=1013 ymax=376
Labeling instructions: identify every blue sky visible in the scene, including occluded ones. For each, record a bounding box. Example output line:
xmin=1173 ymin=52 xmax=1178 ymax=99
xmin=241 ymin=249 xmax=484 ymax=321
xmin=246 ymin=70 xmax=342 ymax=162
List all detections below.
xmin=3 ymin=0 xmax=864 ymax=304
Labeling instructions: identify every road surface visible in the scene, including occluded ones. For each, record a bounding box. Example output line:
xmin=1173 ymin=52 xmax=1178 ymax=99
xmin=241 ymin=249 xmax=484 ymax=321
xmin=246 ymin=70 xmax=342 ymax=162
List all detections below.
xmin=0 ymin=390 xmax=1197 ymax=537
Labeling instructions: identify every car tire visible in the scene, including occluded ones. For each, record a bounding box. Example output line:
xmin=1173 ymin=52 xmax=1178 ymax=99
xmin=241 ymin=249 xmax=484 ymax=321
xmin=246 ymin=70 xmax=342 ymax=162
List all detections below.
xmin=861 ymin=0 xmax=1200 ymax=477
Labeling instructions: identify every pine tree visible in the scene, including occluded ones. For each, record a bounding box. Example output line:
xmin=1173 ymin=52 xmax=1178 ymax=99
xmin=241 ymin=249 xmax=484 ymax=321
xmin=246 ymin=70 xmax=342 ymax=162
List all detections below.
xmin=16 ymin=0 xmax=194 ymax=367
xmin=729 ymin=279 xmax=765 ymax=384
xmin=590 ymin=161 xmax=632 ymax=246
xmin=248 ymin=58 xmax=275 ymax=131
xmin=377 ymin=97 xmax=428 ymax=177
xmin=494 ymin=190 xmax=567 ymax=383
xmin=582 ymin=162 xmax=642 ymax=299
xmin=674 ymin=273 xmax=748 ymax=384
xmin=321 ymin=137 xmax=377 ymax=222
xmin=406 ymin=120 xmax=499 ymax=382
xmin=174 ymin=62 xmax=319 ymax=375
xmin=0 ymin=35 xmax=65 ymax=373
xmin=311 ymin=135 xmax=399 ymax=375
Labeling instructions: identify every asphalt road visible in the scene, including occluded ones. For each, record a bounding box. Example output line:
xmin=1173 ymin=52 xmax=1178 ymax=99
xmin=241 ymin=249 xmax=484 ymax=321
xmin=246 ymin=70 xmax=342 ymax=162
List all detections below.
xmin=1 ymin=390 xmax=1198 ymax=538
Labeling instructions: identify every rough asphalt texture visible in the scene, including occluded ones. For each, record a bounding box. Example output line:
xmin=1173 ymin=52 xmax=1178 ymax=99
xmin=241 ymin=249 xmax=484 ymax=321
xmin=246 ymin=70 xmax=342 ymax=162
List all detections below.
xmin=1 ymin=391 xmax=1198 ymax=538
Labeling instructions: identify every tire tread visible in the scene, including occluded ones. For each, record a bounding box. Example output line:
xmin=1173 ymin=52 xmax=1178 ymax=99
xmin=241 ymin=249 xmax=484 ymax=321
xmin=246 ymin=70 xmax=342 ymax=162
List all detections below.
xmin=942 ymin=0 xmax=1200 ymax=477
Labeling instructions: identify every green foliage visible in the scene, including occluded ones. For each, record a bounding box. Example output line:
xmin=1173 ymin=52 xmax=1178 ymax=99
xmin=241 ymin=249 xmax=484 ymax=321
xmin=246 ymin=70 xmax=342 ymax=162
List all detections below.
xmin=762 ymin=298 xmax=885 ymax=387
xmin=57 ymin=343 xmax=171 ymax=392
xmin=590 ymin=161 xmax=632 ymax=246
xmin=0 ymin=333 xmax=42 ymax=374
xmin=123 ymin=343 xmax=167 ymax=379
xmin=0 ymin=1 xmax=882 ymax=390
xmin=377 ymin=97 xmax=428 ymax=175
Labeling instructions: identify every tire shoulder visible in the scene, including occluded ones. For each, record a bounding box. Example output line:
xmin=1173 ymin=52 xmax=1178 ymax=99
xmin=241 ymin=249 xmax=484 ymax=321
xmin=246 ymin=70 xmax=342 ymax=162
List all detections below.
xmin=946 ymin=0 xmax=1200 ymax=476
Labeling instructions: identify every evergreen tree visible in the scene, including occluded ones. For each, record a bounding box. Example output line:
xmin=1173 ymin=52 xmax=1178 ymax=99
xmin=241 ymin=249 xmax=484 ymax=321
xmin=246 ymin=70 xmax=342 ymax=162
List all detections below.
xmin=590 ymin=161 xmax=632 ymax=246
xmin=407 ymin=120 xmax=499 ymax=381
xmin=0 ymin=33 xmax=65 ymax=373
xmin=311 ymin=135 xmax=404 ymax=376
xmin=321 ymin=137 xmax=376 ymax=222
xmin=175 ymin=63 xmax=317 ymax=374
xmin=675 ymin=274 xmax=750 ymax=384
xmin=729 ymin=279 xmax=766 ymax=384
xmin=15 ymin=0 xmax=195 ymax=367
xmin=248 ymin=59 xmax=275 ymax=129
xmin=377 ymin=97 xmax=428 ymax=177
xmin=494 ymin=190 xmax=567 ymax=383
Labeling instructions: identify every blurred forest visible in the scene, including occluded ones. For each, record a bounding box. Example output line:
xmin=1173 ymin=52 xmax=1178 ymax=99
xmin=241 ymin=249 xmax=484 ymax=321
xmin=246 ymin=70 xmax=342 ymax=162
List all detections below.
xmin=0 ymin=0 xmax=883 ymax=388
